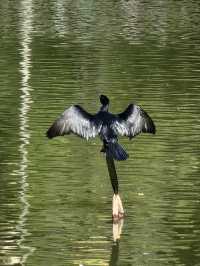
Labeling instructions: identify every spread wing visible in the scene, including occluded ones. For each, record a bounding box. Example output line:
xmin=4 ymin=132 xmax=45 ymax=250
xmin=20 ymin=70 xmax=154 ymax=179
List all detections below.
xmin=112 ymin=104 xmax=156 ymax=139
xmin=46 ymin=105 xmax=101 ymax=140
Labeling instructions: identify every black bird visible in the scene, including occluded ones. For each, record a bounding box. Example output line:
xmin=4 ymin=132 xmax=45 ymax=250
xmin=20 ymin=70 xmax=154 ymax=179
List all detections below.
xmin=46 ymin=95 xmax=156 ymax=219
xmin=47 ymin=95 xmax=155 ymax=160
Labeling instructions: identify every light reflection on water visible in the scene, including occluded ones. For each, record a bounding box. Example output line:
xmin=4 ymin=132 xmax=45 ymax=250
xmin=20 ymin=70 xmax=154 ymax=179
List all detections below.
xmin=2 ymin=0 xmax=35 ymax=265
xmin=16 ymin=0 xmax=35 ymax=265
xmin=0 ymin=1 xmax=200 ymax=266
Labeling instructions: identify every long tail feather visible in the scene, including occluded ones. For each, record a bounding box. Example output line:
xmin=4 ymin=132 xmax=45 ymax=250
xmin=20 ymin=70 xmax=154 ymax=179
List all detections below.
xmin=107 ymin=142 xmax=129 ymax=161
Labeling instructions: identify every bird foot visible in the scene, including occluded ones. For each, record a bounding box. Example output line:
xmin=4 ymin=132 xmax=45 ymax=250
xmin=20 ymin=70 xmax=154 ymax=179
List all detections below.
xmin=112 ymin=216 xmax=124 ymax=242
xmin=112 ymin=194 xmax=125 ymax=222
xmin=112 ymin=213 xmax=125 ymax=223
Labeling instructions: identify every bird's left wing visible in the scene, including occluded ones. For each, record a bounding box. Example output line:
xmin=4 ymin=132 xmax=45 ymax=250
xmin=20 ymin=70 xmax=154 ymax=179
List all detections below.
xmin=112 ymin=104 xmax=156 ymax=139
xmin=46 ymin=105 xmax=101 ymax=140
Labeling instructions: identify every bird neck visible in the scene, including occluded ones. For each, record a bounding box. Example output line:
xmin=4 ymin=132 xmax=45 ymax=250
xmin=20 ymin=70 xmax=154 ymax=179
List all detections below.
xmin=100 ymin=104 xmax=109 ymax=112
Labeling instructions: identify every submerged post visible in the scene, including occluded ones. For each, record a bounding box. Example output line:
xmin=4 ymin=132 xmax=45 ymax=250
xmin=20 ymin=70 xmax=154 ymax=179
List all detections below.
xmin=106 ymin=155 xmax=124 ymax=220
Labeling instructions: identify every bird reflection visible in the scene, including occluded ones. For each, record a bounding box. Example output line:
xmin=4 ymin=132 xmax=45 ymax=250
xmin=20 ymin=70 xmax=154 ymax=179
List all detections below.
xmin=110 ymin=218 xmax=124 ymax=266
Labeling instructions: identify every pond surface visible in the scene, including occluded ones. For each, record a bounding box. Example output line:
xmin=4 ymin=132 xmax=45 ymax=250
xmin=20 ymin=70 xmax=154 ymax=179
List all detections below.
xmin=0 ymin=1 xmax=200 ymax=265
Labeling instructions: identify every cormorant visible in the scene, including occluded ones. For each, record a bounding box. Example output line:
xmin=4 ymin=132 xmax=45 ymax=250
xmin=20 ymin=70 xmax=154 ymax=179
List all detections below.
xmin=46 ymin=95 xmax=155 ymax=160
xmin=46 ymin=95 xmax=156 ymax=218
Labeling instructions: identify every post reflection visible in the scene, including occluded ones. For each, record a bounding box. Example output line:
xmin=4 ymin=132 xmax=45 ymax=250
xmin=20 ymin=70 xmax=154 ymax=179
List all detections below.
xmin=110 ymin=218 xmax=124 ymax=266
xmin=109 ymin=241 xmax=119 ymax=266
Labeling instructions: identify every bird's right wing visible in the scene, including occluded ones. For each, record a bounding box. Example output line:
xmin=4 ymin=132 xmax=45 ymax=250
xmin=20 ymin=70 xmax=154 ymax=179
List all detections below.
xmin=112 ymin=104 xmax=156 ymax=139
xmin=46 ymin=105 xmax=101 ymax=140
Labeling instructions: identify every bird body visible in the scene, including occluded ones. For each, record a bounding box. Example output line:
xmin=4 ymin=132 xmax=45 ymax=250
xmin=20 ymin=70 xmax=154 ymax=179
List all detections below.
xmin=96 ymin=110 xmax=128 ymax=160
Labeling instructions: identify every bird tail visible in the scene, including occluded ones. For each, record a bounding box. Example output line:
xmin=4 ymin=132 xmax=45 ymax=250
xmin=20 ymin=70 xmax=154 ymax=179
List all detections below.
xmin=106 ymin=142 xmax=129 ymax=161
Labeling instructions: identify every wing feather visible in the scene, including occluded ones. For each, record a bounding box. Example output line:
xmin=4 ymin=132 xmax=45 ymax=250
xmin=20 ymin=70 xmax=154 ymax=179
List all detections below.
xmin=46 ymin=105 xmax=101 ymax=140
xmin=112 ymin=104 xmax=156 ymax=138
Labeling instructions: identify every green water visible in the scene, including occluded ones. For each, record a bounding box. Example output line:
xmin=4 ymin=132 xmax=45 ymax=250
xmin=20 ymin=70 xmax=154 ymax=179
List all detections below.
xmin=0 ymin=1 xmax=200 ymax=265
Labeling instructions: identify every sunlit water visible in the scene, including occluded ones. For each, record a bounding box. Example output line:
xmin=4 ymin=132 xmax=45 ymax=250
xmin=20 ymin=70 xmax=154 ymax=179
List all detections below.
xmin=0 ymin=1 xmax=200 ymax=265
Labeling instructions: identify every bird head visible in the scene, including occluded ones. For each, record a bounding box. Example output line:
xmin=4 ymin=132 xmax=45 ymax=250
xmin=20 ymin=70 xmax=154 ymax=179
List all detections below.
xmin=100 ymin=95 xmax=109 ymax=106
